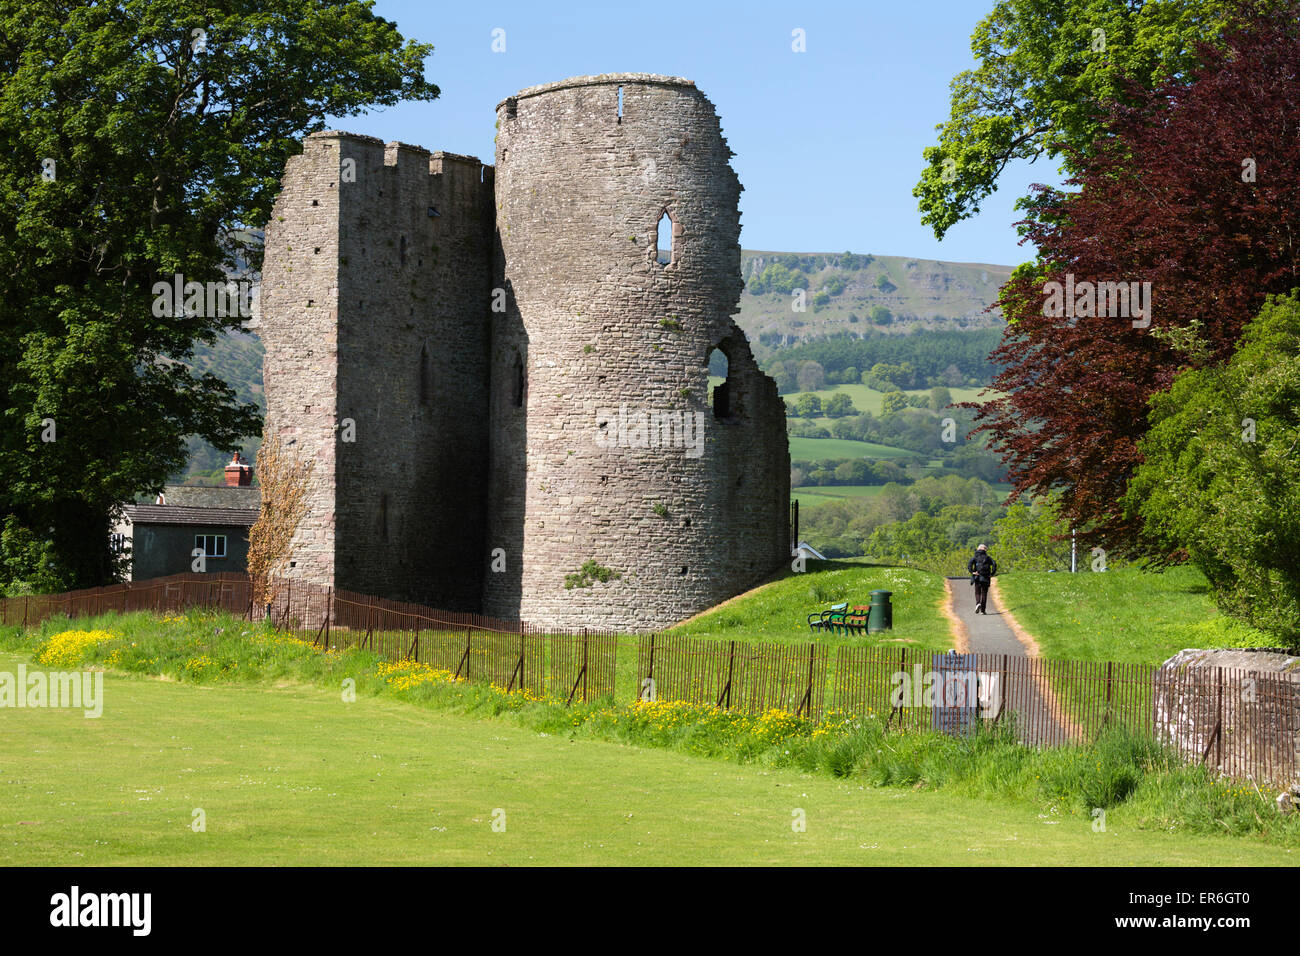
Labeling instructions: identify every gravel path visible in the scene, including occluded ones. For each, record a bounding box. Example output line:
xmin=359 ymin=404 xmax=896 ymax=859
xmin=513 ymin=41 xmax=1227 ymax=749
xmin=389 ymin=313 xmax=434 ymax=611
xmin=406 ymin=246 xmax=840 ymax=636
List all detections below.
xmin=945 ymin=576 xmax=1067 ymax=746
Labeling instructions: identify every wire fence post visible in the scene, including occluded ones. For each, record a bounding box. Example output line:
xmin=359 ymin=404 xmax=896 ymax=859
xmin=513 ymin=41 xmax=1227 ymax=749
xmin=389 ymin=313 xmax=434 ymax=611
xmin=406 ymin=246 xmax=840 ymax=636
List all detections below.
xmin=718 ymin=640 xmax=735 ymax=709
xmin=1215 ymin=666 xmax=1224 ymax=770
xmin=455 ymin=628 xmax=471 ymax=680
xmin=509 ymin=620 xmax=525 ymax=693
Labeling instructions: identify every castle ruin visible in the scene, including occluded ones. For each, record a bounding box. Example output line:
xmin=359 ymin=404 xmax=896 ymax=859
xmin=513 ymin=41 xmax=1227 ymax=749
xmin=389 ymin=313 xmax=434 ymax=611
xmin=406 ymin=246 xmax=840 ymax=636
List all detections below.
xmin=261 ymin=74 xmax=790 ymax=630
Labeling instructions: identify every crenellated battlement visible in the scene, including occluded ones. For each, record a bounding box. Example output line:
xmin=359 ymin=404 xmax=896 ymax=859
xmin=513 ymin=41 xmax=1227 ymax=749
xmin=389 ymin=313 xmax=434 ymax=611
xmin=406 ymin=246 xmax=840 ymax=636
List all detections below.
xmin=260 ymin=74 xmax=789 ymax=631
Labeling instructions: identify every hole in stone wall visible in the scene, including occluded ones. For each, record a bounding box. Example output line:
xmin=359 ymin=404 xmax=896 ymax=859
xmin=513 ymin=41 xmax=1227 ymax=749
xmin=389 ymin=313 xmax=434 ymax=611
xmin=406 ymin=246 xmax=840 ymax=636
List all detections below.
xmin=708 ymin=347 xmax=730 ymax=419
xmin=656 ymin=210 xmax=672 ymax=266
xmin=617 ymin=86 xmax=624 ymax=122
xmin=680 ymin=566 xmax=688 ymax=575
xmin=512 ymin=354 xmax=525 ymax=408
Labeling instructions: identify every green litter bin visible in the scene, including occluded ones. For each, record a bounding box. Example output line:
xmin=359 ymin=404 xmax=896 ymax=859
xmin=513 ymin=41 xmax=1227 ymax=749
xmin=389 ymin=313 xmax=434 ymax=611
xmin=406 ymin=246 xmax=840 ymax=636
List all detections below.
xmin=868 ymin=589 xmax=893 ymax=633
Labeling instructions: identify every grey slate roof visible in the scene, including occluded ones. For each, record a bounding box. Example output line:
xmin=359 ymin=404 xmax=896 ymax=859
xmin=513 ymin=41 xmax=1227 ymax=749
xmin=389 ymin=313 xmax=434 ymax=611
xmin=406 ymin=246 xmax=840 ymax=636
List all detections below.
xmin=123 ymin=504 xmax=258 ymax=527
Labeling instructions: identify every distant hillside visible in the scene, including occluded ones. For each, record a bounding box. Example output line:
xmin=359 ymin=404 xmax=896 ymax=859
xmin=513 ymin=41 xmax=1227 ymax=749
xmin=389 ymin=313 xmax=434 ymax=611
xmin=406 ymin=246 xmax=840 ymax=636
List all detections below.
xmin=735 ymin=251 xmax=1011 ymax=361
xmin=178 ymin=330 xmax=265 ymax=483
xmin=176 ymin=250 xmax=1012 ymax=479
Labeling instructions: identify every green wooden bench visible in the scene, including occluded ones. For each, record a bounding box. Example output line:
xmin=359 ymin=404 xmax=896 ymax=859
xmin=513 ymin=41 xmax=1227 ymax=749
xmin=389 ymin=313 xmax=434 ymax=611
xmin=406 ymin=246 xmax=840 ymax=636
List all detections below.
xmin=843 ymin=605 xmax=871 ymax=635
xmin=807 ymin=602 xmax=848 ymax=633
xmin=808 ymin=602 xmax=872 ymax=636
xmin=807 ymin=602 xmax=848 ymax=634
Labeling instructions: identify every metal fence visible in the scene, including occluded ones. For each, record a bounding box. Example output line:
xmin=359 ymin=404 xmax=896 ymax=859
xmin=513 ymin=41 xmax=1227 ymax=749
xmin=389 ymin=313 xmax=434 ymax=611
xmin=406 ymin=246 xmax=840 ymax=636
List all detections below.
xmin=3 ymin=571 xmax=1297 ymax=787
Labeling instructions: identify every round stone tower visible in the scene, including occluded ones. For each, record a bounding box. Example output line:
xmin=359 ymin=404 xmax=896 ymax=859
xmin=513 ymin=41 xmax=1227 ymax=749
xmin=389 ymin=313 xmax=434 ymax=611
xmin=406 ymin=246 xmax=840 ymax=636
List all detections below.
xmin=485 ymin=73 xmax=790 ymax=630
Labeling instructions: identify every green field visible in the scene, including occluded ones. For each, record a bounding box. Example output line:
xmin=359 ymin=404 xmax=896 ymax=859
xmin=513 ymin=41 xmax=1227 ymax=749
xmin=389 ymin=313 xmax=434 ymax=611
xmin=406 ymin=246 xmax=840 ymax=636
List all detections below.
xmin=996 ymin=567 xmax=1290 ymax=665
xmin=788 ymin=435 xmax=915 ymax=462
xmin=788 ymin=384 xmax=993 ymax=420
xmin=3 ymin=649 xmax=1293 ymax=866
xmin=793 ymin=482 xmax=1015 ymax=509
xmin=792 ymin=485 xmax=887 ymax=507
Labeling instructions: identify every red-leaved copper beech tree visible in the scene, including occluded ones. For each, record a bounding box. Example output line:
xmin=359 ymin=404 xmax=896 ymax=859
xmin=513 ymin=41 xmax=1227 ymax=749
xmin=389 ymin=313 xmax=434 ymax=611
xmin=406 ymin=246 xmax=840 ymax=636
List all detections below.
xmin=973 ymin=5 xmax=1300 ymax=559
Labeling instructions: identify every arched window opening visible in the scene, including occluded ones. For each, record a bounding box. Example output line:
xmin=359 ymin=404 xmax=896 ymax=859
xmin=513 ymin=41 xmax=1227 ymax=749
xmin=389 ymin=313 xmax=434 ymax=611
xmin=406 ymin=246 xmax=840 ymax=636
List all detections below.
xmin=617 ymin=85 xmax=624 ymax=122
xmin=656 ymin=210 xmax=672 ymax=266
xmin=418 ymin=345 xmax=430 ymax=406
xmin=708 ymin=347 xmax=731 ymax=419
xmin=512 ymin=354 xmax=525 ymax=408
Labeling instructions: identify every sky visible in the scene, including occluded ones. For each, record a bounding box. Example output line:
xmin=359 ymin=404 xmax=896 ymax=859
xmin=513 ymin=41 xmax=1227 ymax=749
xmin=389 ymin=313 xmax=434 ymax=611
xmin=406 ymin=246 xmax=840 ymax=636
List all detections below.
xmin=332 ymin=0 xmax=1061 ymax=268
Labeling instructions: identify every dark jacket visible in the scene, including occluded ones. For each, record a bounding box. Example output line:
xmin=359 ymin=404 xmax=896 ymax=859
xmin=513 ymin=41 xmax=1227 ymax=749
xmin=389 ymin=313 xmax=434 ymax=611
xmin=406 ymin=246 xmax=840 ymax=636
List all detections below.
xmin=968 ymin=552 xmax=997 ymax=584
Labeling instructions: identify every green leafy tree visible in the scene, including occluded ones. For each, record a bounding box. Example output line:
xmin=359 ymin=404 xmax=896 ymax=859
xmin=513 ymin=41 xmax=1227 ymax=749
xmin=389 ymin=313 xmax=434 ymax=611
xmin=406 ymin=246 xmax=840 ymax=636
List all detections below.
xmin=929 ymin=386 xmax=953 ymax=412
xmin=823 ymin=392 xmax=857 ymax=418
xmin=794 ymin=394 xmax=823 ymax=418
xmin=914 ymin=0 xmax=1256 ymax=240
xmin=992 ymin=496 xmax=1071 ymax=570
xmin=1124 ymin=293 xmax=1300 ymax=642
xmin=796 ymin=361 xmax=826 ymax=392
xmin=0 ymin=0 xmax=440 ymax=590
xmin=880 ymin=391 xmax=908 ymax=416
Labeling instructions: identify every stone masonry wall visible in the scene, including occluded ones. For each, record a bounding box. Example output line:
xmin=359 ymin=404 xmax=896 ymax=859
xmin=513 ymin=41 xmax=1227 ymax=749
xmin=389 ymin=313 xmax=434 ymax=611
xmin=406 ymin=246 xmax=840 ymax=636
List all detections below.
xmin=333 ymin=139 xmax=492 ymax=609
xmin=485 ymin=74 xmax=790 ymax=629
xmin=262 ymin=132 xmax=493 ymax=608
xmin=263 ymin=74 xmax=789 ymax=630
xmin=261 ymin=134 xmax=345 ymax=588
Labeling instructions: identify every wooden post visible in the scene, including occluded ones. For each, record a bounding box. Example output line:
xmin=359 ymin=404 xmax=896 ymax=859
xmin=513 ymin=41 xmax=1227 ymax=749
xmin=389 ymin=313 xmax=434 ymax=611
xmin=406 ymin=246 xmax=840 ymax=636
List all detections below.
xmin=718 ymin=640 xmax=735 ymax=709
xmin=888 ymin=647 xmax=907 ymax=731
xmin=508 ymin=621 xmax=525 ymax=693
xmin=797 ymin=643 xmax=815 ymax=718
xmin=323 ymin=588 xmax=332 ymax=652
xmin=455 ymin=628 xmax=471 ymax=680
xmin=1215 ymin=666 xmax=1224 ymax=769
xmin=993 ymin=654 xmax=1008 ymax=725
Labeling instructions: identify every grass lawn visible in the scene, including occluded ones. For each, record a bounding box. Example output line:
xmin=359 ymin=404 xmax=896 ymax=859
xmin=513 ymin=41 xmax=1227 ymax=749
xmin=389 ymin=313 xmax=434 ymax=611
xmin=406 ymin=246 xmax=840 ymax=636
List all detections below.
xmin=788 ymin=435 xmax=915 ymax=461
xmin=669 ymin=560 xmax=954 ymax=653
xmin=791 ymin=485 xmax=887 ymax=507
xmin=995 ymin=566 xmax=1291 ymax=665
xmin=2 ymin=650 xmax=1292 ymax=866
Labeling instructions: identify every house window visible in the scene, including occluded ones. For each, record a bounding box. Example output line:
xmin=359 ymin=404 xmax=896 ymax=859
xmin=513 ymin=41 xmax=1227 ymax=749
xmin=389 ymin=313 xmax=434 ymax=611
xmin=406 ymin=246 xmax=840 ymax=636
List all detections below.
xmin=110 ymin=533 xmax=126 ymax=554
xmin=195 ymin=534 xmax=227 ymax=559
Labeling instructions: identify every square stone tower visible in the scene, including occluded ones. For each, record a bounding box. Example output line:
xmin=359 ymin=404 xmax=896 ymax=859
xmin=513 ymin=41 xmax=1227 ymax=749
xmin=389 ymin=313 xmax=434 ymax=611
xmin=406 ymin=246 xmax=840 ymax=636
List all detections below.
xmin=261 ymin=132 xmax=494 ymax=610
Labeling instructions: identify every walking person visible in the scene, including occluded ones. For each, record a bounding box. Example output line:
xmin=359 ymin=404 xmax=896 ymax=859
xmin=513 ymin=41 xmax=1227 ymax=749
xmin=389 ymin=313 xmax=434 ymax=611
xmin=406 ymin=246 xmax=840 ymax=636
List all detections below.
xmin=968 ymin=544 xmax=997 ymax=614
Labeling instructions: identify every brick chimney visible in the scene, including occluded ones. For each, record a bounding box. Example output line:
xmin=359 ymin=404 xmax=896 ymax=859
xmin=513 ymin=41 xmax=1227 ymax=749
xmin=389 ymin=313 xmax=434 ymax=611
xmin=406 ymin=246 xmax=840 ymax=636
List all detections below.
xmin=224 ymin=452 xmax=252 ymax=487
